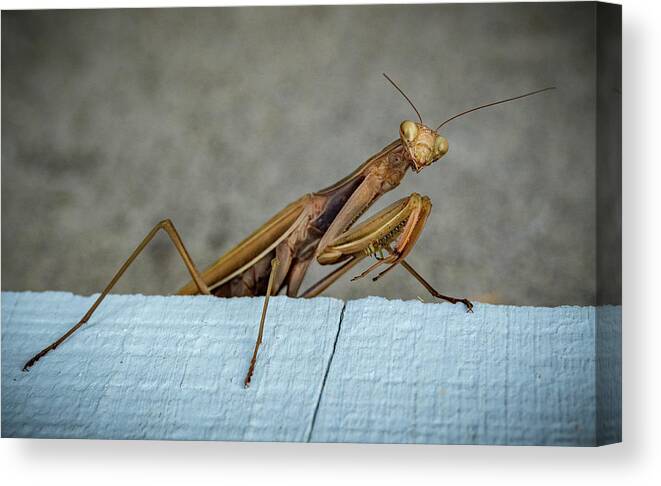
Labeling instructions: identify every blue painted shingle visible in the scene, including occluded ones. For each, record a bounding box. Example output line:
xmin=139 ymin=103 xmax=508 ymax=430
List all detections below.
xmin=1 ymin=292 xmax=621 ymax=445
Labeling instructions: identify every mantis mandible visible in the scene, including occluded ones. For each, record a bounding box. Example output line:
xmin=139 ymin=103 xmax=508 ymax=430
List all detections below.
xmin=22 ymin=74 xmax=554 ymax=386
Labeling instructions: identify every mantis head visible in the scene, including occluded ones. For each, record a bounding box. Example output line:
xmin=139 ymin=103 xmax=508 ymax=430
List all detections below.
xmin=399 ymin=120 xmax=448 ymax=172
xmin=382 ymin=73 xmax=555 ymax=173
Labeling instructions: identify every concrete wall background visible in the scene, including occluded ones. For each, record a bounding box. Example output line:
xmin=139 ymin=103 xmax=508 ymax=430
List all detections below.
xmin=2 ymin=3 xmax=600 ymax=305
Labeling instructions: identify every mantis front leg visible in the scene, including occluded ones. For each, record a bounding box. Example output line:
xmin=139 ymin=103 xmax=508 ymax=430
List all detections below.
xmin=313 ymin=193 xmax=473 ymax=312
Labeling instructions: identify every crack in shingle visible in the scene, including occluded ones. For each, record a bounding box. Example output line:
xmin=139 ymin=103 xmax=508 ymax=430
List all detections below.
xmin=306 ymin=301 xmax=346 ymax=442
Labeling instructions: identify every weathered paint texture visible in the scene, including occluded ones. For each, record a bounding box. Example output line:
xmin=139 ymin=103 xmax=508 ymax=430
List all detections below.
xmin=1 ymin=292 xmax=621 ymax=445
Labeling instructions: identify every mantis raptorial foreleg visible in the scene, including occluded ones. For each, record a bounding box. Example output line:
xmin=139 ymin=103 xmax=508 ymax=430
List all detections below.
xmin=22 ymin=219 xmax=210 ymax=371
xmin=284 ymin=258 xmax=312 ymax=297
xmin=312 ymin=193 xmax=473 ymax=311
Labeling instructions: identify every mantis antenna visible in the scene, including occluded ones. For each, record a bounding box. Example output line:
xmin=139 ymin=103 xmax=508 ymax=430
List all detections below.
xmin=383 ymin=72 xmax=424 ymax=124
xmin=436 ymin=86 xmax=556 ymax=130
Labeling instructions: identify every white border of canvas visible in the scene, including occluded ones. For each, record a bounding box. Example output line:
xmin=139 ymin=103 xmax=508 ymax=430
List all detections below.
xmin=0 ymin=1 xmax=657 ymax=485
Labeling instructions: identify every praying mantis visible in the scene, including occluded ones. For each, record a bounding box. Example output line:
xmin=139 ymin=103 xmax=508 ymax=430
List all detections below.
xmin=22 ymin=74 xmax=554 ymax=386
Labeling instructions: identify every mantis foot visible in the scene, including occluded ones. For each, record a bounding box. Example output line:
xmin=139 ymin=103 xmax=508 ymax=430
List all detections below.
xmin=430 ymin=292 xmax=473 ymax=313
xmin=459 ymin=298 xmax=474 ymax=313
xmin=22 ymin=344 xmax=57 ymax=371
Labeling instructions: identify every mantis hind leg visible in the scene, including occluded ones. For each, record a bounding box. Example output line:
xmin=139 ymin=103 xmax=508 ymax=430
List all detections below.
xmin=22 ymin=219 xmax=210 ymax=371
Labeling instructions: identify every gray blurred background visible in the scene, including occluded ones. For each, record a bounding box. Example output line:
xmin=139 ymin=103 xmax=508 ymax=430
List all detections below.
xmin=2 ymin=3 xmax=615 ymax=306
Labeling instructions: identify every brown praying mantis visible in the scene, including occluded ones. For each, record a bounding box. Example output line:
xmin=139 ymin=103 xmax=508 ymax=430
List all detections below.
xmin=22 ymin=74 xmax=554 ymax=386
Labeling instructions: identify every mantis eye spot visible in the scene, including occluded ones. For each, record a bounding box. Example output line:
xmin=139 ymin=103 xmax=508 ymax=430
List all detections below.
xmin=434 ymin=135 xmax=449 ymax=157
xmin=400 ymin=120 xmax=418 ymax=142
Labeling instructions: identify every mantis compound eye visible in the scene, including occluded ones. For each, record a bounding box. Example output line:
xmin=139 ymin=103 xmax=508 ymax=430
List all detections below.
xmin=400 ymin=120 xmax=418 ymax=142
xmin=434 ymin=135 xmax=449 ymax=157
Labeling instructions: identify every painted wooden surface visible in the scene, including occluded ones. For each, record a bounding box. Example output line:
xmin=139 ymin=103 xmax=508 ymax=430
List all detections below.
xmin=1 ymin=292 xmax=344 ymax=442
xmin=1 ymin=292 xmax=621 ymax=445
